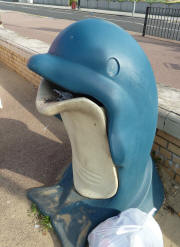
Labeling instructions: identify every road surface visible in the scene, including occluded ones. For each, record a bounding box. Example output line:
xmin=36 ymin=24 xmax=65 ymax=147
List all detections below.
xmin=0 ymin=1 xmax=145 ymax=33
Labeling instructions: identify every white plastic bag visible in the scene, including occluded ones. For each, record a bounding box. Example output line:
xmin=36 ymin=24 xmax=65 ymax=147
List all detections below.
xmin=88 ymin=208 xmax=164 ymax=247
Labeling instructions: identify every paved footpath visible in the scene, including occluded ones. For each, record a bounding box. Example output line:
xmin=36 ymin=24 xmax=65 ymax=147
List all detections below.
xmin=0 ymin=10 xmax=180 ymax=89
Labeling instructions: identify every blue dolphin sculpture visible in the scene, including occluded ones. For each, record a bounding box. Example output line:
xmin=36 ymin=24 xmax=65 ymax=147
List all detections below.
xmin=27 ymin=18 xmax=164 ymax=247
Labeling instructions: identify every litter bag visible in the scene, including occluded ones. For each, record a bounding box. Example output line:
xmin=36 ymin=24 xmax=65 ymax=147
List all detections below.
xmin=88 ymin=208 xmax=164 ymax=247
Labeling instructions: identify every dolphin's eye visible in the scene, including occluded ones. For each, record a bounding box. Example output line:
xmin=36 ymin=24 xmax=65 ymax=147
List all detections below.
xmin=107 ymin=58 xmax=120 ymax=77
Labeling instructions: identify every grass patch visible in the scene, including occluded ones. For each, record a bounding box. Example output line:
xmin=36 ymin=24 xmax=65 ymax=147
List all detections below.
xmin=28 ymin=203 xmax=53 ymax=234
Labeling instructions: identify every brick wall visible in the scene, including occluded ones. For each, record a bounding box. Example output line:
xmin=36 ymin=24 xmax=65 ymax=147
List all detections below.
xmin=152 ymin=130 xmax=180 ymax=184
xmin=0 ymin=41 xmax=41 ymax=87
xmin=0 ymin=37 xmax=179 ymax=185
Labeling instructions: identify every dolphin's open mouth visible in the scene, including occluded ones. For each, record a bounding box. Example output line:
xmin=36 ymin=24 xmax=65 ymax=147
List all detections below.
xmin=43 ymin=82 xmax=75 ymax=103
xmin=35 ymin=79 xmax=118 ymax=199
xmin=43 ymin=81 xmax=103 ymax=107
xmin=36 ymin=78 xmax=106 ymax=118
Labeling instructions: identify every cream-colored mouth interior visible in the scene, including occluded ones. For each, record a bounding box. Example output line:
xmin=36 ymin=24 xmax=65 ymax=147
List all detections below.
xmin=36 ymin=79 xmax=118 ymax=199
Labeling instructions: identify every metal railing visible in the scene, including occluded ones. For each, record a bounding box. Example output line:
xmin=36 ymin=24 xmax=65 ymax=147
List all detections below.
xmin=142 ymin=7 xmax=180 ymax=41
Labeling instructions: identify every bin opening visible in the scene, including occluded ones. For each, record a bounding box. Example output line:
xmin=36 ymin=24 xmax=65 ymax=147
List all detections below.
xmin=44 ymin=80 xmax=103 ymax=107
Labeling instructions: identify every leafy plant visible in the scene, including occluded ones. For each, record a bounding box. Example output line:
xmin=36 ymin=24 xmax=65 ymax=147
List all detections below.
xmin=28 ymin=203 xmax=53 ymax=233
xmin=69 ymin=0 xmax=78 ymax=6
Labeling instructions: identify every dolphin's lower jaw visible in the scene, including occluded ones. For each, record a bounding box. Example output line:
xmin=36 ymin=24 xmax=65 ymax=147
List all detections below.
xmin=36 ymin=79 xmax=119 ymax=199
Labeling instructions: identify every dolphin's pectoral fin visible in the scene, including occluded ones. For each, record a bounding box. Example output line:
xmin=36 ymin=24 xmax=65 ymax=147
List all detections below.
xmin=27 ymin=185 xmax=65 ymax=216
xmin=27 ymin=164 xmax=74 ymax=216
xmin=52 ymin=202 xmax=119 ymax=247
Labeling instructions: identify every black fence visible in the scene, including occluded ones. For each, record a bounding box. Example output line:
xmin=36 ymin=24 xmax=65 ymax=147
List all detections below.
xmin=142 ymin=7 xmax=180 ymax=41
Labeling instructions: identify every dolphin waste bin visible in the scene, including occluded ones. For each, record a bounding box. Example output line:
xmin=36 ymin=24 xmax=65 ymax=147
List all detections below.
xmin=27 ymin=18 xmax=164 ymax=247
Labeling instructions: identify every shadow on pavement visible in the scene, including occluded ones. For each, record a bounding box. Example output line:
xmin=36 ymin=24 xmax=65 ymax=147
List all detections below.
xmin=0 ymin=63 xmax=71 ymax=187
xmin=0 ymin=118 xmax=70 ymax=186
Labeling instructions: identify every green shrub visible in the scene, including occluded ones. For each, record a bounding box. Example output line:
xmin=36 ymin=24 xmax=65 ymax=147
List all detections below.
xmin=69 ymin=0 xmax=78 ymax=6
